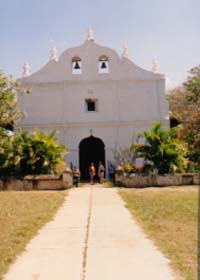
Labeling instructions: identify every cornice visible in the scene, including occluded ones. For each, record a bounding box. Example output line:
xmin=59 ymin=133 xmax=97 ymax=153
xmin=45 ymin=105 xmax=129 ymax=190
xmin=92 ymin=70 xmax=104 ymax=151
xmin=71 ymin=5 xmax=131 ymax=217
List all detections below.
xmin=22 ymin=78 xmax=164 ymax=88
xmin=21 ymin=120 xmax=169 ymax=129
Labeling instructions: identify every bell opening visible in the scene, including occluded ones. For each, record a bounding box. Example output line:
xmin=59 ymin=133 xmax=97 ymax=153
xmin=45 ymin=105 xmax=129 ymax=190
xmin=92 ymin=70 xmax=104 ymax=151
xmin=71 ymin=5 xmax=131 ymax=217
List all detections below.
xmin=74 ymin=61 xmax=80 ymax=69
xmin=101 ymin=62 xmax=107 ymax=69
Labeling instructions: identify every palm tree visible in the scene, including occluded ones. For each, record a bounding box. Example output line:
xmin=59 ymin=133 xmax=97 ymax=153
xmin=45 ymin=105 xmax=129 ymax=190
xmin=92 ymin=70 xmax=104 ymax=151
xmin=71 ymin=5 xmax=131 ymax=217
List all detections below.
xmin=134 ymin=122 xmax=187 ymax=174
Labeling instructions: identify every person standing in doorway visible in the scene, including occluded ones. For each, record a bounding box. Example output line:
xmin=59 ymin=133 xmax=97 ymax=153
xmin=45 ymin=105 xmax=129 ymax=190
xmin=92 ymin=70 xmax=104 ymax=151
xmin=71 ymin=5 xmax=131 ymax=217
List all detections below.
xmin=89 ymin=162 xmax=96 ymax=185
xmin=98 ymin=161 xmax=105 ymax=184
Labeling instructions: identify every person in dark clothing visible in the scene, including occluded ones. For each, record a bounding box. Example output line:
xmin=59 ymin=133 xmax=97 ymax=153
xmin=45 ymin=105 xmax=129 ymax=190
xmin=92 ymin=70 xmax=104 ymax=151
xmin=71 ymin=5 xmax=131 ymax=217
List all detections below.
xmin=72 ymin=166 xmax=80 ymax=187
xmin=109 ymin=164 xmax=115 ymax=183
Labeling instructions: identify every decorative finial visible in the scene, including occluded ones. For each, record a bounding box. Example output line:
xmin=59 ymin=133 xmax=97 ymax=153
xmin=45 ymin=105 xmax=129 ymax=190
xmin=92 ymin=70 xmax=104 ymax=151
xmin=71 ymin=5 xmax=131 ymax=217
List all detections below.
xmin=152 ymin=59 xmax=159 ymax=73
xmin=89 ymin=129 xmax=93 ymax=136
xmin=121 ymin=43 xmax=129 ymax=58
xmin=87 ymin=27 xmax=94 ymax=41
xmin=22 ymin=63 xmax=30 ymax=78
xmin=50 ymin=46 xmax=58 ymax=62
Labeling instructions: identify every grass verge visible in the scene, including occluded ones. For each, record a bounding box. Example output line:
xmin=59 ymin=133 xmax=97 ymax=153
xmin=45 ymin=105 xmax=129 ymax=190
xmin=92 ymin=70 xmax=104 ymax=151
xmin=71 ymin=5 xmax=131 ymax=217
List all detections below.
xmin=119 ymin=186 xmax=198 ymax=280
xmin=0 ymin=190 xmax=66 ymax=279
xmin=103 ymin=180 xmax=115 ymax=188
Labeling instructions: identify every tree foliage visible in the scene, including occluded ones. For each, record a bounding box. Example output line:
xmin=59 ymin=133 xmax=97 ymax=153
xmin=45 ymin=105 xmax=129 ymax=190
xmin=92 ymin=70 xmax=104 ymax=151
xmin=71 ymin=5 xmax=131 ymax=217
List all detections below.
xmin=134 ymin=122 xmax=187 ymax=174
xmin=0 ymin=71 xmax=28 ymax=129
xmin=168 ymin=65 xmax=200 ymax=168
xmin=184 ymin=65 xmax=200 ymax=101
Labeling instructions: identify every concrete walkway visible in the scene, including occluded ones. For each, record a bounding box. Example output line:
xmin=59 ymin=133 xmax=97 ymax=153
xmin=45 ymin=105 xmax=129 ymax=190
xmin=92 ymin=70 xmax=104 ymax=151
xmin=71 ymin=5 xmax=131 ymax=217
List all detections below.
xmin=4 ymin=186 xmax=176 ymax=280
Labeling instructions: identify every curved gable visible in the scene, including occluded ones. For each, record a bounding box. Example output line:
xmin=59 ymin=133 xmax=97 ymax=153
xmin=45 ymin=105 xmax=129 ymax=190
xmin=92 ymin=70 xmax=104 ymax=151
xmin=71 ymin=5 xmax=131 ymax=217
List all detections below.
xmin=21 ymin=39 xmax=164 ymax=84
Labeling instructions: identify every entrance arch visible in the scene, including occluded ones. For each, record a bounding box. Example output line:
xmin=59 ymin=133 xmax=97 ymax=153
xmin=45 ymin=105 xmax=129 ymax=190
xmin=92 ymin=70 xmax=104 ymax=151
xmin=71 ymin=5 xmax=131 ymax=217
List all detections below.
xmin=79 ymin=136 xmax=105 ymax=180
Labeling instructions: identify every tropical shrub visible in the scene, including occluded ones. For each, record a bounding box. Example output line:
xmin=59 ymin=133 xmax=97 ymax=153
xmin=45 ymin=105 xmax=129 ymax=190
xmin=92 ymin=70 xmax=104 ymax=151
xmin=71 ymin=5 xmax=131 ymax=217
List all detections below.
xmin=133 ymin=122 xmax=188 ymax=174
xmin=0 ymin=129 xmax=67 ymax=178
xmin=121 ymin=163 xmax=136 ymax=174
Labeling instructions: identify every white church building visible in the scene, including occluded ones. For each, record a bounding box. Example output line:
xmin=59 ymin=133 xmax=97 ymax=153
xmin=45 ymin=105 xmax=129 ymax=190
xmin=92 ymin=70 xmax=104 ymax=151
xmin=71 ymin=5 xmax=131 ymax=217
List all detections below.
xmin=20 ymin=29 xmax=169 ymax=179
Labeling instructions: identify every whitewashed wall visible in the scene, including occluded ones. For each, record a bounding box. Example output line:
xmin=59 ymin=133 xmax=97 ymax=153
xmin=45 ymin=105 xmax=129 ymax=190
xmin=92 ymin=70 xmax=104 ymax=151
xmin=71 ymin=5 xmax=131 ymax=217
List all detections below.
xmin=20 ymin=39 xmax=169 ymax=174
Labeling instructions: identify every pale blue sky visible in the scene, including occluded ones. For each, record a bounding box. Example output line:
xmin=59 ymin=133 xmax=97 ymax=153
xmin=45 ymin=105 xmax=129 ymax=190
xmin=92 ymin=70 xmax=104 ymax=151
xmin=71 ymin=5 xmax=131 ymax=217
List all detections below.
xmin=0 ymin=0 xmax=199 ymax=88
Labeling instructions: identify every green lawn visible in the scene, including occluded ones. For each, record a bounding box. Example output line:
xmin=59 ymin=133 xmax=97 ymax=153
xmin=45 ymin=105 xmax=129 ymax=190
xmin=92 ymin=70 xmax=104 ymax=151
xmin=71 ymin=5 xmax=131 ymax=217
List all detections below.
xmin=0 ymin=191 xmax=66 ymax=280
xmin=119 ymin=186 xmax=198 ymax=280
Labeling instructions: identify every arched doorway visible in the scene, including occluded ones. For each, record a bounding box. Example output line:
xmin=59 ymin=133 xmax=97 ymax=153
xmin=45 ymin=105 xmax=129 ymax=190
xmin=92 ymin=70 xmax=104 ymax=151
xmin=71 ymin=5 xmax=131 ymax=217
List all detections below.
xmin=79 ymin=136 xmax=105 ymax=180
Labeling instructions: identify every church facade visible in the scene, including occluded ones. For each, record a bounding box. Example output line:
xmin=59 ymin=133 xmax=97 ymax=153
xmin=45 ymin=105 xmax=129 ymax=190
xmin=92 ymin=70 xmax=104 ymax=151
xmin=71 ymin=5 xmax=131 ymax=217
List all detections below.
xmin=20 ymin=30 xmax=169 ymax=179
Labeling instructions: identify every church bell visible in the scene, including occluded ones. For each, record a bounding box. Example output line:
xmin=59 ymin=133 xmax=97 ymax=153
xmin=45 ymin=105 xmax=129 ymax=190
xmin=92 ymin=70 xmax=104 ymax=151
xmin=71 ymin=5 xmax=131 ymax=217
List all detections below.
xmin=74 ymin=61 xmax=80 ymax=69
xmin=101 ymin=61 xmax=107 ymax=69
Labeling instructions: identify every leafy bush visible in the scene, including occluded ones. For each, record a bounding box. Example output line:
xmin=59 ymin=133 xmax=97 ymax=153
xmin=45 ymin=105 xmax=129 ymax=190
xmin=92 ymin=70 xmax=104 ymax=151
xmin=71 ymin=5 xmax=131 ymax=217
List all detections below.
xmin=0 ymin=128 xmax=14 ymax=176
xmin=186 ymin=161 xmax=200 ymax=173
xmin=0 ymin=129 xmax=67 ymax=178
xmin=134 ymin=122 xmax=188 ymax=174
xmin=121 ymin=163 xmax=136 ymax=174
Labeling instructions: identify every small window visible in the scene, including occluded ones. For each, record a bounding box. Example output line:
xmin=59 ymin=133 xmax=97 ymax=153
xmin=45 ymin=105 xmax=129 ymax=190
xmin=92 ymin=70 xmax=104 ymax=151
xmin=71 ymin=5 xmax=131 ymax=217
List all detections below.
xmin=72 ymin=56 xmax=82 ymax=74
xmin=98 ymin=55 xmax=109 ymax=73
xmin=85 ymin=99 xmax=97 ymax=112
